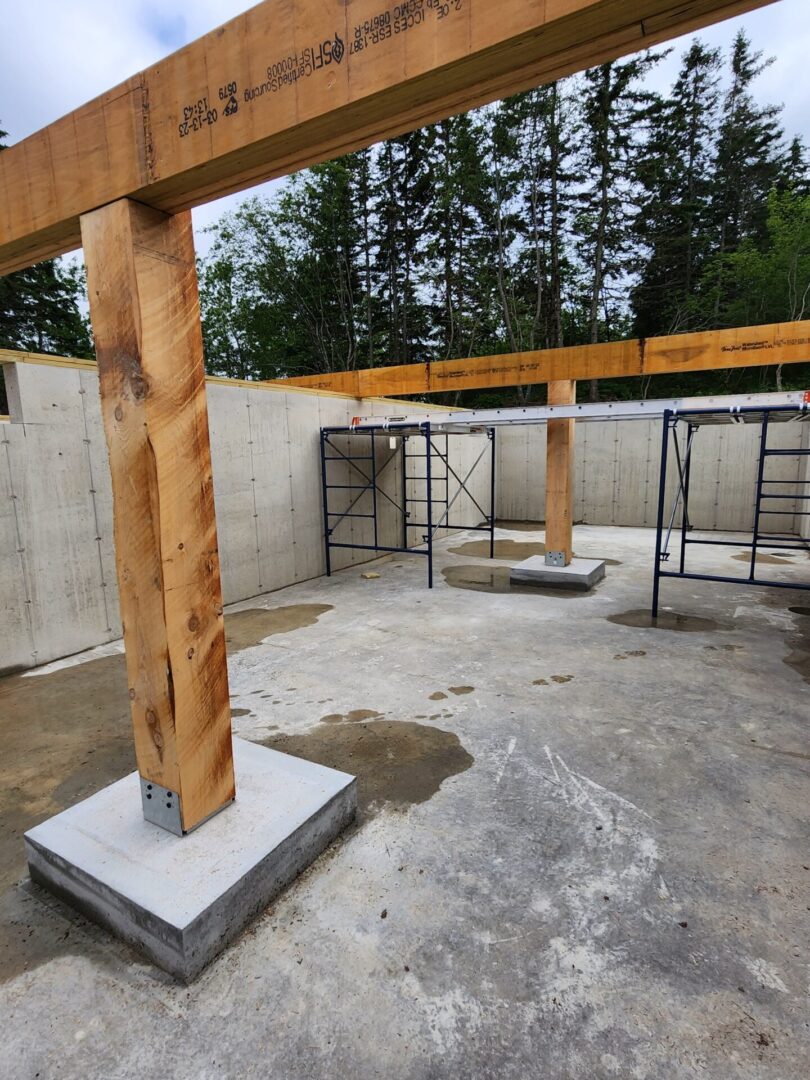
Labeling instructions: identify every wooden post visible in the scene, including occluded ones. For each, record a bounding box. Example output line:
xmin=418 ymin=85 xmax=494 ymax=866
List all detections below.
xmin=81 ymin=199 xmax=235 ymax=835
xmin=545 ymin=380 xmax=576 ymax=567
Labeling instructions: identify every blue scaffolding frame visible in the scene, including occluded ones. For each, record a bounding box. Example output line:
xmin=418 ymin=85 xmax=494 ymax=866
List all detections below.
xmin=652 ymin=403 xmax=810 ymax=617
xmin=320 ymin=421 xmax=496 ymax=588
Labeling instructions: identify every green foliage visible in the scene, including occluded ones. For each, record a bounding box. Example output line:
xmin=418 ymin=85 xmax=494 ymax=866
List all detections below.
xmin=0 ymin=119 xmax=93 ymax=418
xmin=197 ymin=33 xmax=810 ymax=404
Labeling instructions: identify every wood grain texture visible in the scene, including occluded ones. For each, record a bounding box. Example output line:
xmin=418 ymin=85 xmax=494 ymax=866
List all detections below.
xmin=81 ymin=200 xmax=234 ymax=832
xmin=545 ymin=381 xmax=576 ymax=563
xmin=1 ymin=0 xmax=775 ymax=273
xmin=281 ymin=321 xmax=810 ymax=397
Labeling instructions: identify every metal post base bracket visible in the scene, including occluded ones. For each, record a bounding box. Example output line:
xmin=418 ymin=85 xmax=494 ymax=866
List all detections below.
xmin=545 ymin=550 xmax=566 ymax=567
xmin=140 ymin=777 xmax=183 ymax=836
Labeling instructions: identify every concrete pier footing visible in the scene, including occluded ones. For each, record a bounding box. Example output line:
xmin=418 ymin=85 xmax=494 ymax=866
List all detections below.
xmin=509 ymin=555 xmax=606 ymax=590
xmin=24 ymin=738 xmax=356 ymax=981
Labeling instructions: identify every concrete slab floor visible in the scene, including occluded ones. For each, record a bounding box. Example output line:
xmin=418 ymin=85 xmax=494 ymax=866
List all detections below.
xmin=1 ymin=523 xmax=809 ymax=1079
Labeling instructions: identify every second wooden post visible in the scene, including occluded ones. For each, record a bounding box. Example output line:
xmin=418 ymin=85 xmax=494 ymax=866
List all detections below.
xmin=545 ymin=380 xmax=576 ymax=566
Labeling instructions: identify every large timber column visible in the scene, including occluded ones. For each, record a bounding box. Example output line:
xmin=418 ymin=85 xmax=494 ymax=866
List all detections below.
xmin=545 ymin=380 xmax=576 ymax=566
xmin=81 ymin=199 xmax=235 ymax=835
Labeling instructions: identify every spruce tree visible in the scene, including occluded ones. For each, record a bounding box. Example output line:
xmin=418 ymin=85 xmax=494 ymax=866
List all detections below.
xmin=703 ymin=30 xmax=785 ymax=325
xmin=632 ymin=41 xmax=722 ymax=337
xmin=574 ymin=54 xmax=663 ymax=400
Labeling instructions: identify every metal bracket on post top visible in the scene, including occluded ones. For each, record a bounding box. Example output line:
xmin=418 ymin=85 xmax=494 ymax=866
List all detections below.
xmin=545 ymin=550 xmax=566 ymax=567
xmin=140 ymin=777 xmax=183 ymax=836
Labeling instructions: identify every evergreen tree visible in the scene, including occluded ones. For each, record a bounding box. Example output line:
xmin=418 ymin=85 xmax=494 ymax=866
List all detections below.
xmin=632 ymin=42 xmax=722 ymax=336
xmin=371 ymin=131 xmax=432 ymax=364
xmin=574 ymin=54 xmax=664 ymax=399
xmin=701 ymin=30 xmax=785 ymax=325
xmin=421 ymin=114 xmax=494 ymax=363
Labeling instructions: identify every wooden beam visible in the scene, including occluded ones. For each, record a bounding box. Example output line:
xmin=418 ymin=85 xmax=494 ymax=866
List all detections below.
xmin=545 ymin=381 xmax=576 ymax=565
xmin=81 ymin=199 xmax=235 ymax=833
xmin=280 ymin=321 xmax=810 ymax=396
xmin=0 ymin=0 xmax=776 ymax=274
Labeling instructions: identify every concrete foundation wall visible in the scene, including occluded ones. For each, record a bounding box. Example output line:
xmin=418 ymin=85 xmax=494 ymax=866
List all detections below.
xmin=1 ymin=359 xmax=804 ymax=673
xmin=0 ymin=363 xmax=490 ymax=673
xmin=497 ymin=418 xmax=807 ymax=534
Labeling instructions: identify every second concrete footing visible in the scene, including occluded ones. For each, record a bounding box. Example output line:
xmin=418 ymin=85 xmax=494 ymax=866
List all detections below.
xmin=510 ymin=556 xmax=606 ymax=591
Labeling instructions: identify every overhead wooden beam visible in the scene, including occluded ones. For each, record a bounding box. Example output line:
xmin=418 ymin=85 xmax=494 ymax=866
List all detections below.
xmin=81 ymin=199 xmax=235 ymax=834
xmin=280 ymin=321 xmax=810 ymax=397
xmin=545 ymin=381 xmax=576 ymax=566
xmin=0 ymin=0 xmax=776 ymax=274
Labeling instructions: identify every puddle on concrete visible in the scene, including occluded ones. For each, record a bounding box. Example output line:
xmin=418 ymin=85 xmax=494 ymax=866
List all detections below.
xmin=550 ymin=675 xmax=574 ymax=684
xmin=731 ymin=552 xmax=793 ymax=565
xmin=788 ymin=607 xmax=810 ymax=617
xmin=0 ymin=603 xmax=336 ymax=904
xmin=607 ymin=609 xmax=728 ymax=632
xmin=429 ymin=691 xmax=448 ymax=701
xmin=783 ymin=612 xmax=810 ymax=683
xmin=448 ymin=539 xmax=547 ymax=560
xmin=614 ymin=651 xmax=646 ymax=660
xmin=320 ymin=710 xmax=384 ymax=724
xmin=224 ymin=604 xmax=333 ymax=652
xmin=748 ymin=743 xmax=810 ymax=763
xmin=0 ymin=879 xmax=143 ymax=987
xmin=0 ymin=655 xmax=134 ymax=899
xmin=230 ymin=708 xmax=253 ymax=718
xmin=448 ymin=686 xmax=474 ymax=696
xmin=262 ymin=720 xmax=473 ymax=821
xmin=447 ymin=538 xmax=621 ymax=568
xmin=442 ymin=564 xmax=586 ymax=598
xmin=496 ymin=519 xmax=545 ymax=532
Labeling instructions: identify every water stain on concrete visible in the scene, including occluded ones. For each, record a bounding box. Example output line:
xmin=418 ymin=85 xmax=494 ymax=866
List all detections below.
xmin=496 ymin=519 xmax=545 ymax=531
xmin=448 ymin=686 xmax=474 ymax=696
xmin=550 ymin=675 xmax=574 ymax=684
xmin=262 ymin=720 xmax=474 ymax=821
xmin=0 ymin=879 xmax=142 ymax=987
xmin=0 ymin=603 xmax=336 ymax=903
xmin=442 ymin=564 xmax=586 ymax=598
xmin=0 ymin=655 xmax=134 ymax=898
xmin=607 ymin=609 xmax=727 ymax=632
xmin=748 ymin=743 xmax=810 ymax=763
xmin=429 ymin=691 xmax=448 ymax=701
xmin=783 ymin=615 xmax=810 ymax=684
xmin=614 ymin=650 xmax=647 ymax=660
xmin=448 ymin=539 xmax=547 ymax=560
xmin=533 ymin=678 xmax=548 ymax=686
xmin=731 ymin=552 xmax=792 ymax=566
xmin=224 ymin=604 xmax=333 ymax=652
xmin=320 ymin=710 xmax=384 ymax=725
xmin=231 ymin=708 xmax=253 ymax=718
xmin=447 ymin=538 xmax=622 ymax=568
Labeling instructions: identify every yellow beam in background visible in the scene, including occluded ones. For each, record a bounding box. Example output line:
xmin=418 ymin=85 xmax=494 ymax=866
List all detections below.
xmin=280 ymin=321 xmax=810 ymax=397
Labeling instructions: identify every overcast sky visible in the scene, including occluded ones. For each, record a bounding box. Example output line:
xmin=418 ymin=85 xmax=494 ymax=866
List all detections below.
xmin=2 ymin=0 xmax=808 ymax=258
